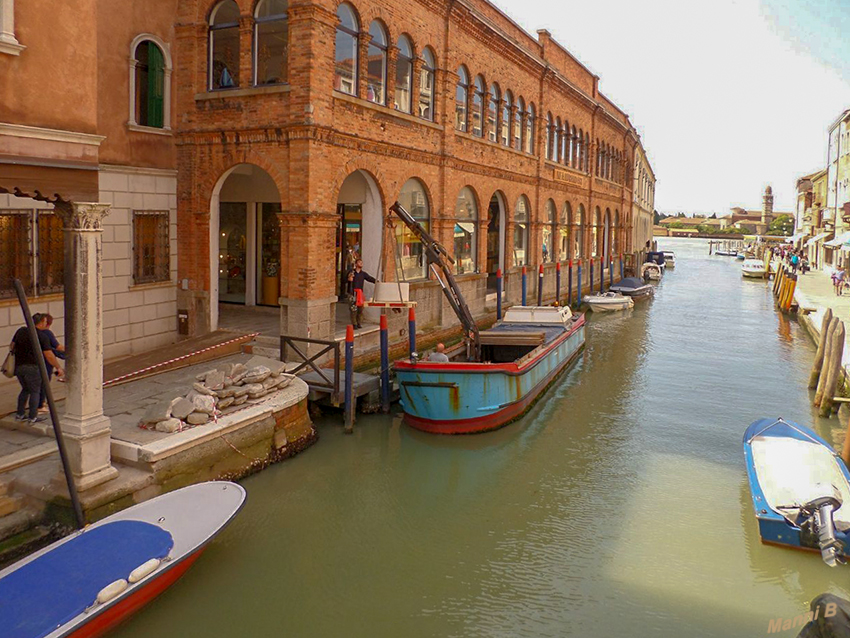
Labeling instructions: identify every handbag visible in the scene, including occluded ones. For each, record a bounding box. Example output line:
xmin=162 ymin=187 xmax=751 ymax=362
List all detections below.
xmin=1 ymin=350 xmax=14 ymax=378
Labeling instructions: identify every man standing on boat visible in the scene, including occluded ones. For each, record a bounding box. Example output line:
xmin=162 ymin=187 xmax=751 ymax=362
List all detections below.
xmin=428 ymin=343 xmax=450 ymax=363
xmin=346 ymin=259 xmax=376 ymax=329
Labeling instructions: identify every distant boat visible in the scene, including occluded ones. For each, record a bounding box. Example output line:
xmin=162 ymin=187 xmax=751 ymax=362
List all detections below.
xmin=0 ymin=481 xmax=246 ymax=638
xmin=640 ymin=262 xmax=663 ymax=281
xmin=583 ymin=291 xmax=634 ymax=312
xmin=715 ymin=250 xmax=738 ymax=257
xmin=736 ymin=253 xmax=746 ymax=260
xmin=395 ymin=306 xmax=585 ymax=434
xmin=609 ymin=277 xmax=654 ymax=298
xmin=742 ymin=259 xmax=767 ymax=278
xmin=662 ymin=251 xmax=676 ymax=268
xmin=743 ymin=418 xmax=850 ymax=566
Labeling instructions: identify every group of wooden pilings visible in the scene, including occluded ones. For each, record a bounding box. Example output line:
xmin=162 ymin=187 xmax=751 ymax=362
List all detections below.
xmin=809 ymin=308 xmax=845 ymax=420
xmin=772 ymin=266 xmax=797 ymax=313
xmin=495 ymin=254 xmax=625 ymax=319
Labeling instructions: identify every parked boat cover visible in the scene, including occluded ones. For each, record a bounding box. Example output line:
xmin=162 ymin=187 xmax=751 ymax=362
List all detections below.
xmin=0 ymin=520 xmax=174 ymax=638
xmin=612 ymin=277 xmax=645 ymax=290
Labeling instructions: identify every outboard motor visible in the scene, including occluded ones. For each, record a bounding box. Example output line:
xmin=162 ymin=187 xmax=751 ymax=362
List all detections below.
xmin=799 ymin=485 xmax=845 ymax=567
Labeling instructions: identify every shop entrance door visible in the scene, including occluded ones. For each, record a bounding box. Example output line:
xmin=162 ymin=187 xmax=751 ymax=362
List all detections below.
xmin=336 ymin=203 xmax=363 ymax=298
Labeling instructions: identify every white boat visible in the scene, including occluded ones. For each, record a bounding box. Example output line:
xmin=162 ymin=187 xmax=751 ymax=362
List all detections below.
xmin=583 ymin=291 xmax=634 ymax=312
xmin=742 ymin=258 xmax=767 ymax=278
xmin=640 ymin=262 xmax=663 ymax=281
xmin=663 ymin=251 xmax=676 ymax=268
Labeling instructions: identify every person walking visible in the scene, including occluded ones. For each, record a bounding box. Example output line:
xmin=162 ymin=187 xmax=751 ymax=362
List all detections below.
xmin=10 ymin=313 xmax=64 ymax=423
xmin=346 ymin=258 xmax=376 ymax=329
xmin=834 ymin=268 xmax=846 ymax=296
xmin=37 ymin=314 xmax=65 ymax=414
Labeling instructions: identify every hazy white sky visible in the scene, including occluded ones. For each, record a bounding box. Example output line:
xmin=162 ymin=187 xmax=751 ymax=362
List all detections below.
xmin=494 ymin=0 xmax=850 ymax=214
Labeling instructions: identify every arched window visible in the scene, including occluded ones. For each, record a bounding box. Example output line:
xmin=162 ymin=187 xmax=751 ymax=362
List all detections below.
xmin=209 ymin=0 xmax=240 ymax=90
xmin=254 ymin=0 xmax=288 ymax=85
xmin=455 ymin=187 xmax=478 ymax=274
xmin=525 ymin=103 xmax=535 ymax=154
xmin=544 ymin=113 xmax=552 ymax=160
xmin=571 ymin=126 xmax=578 ymax=169
xmin=418 ymin=48 xmax=435 ymax=121
xmin=487 ymin=83 xmax=500 ymax=143
xmin=132 ymin=39 xmax=167 ymax=128
xmin=561 ymin=202 xmax=572 ymax=260
xmin=334 ymin=3 xmax=359 ymax=95
xmin=575 ymin=205 xmax=584 ymax=259
xmin=394 ymin=35 xmax=413 ymax=113
xmin=554 ymin=117 xmax=562 ymax=163
xmin=514 ymin=97 xmax=524 ymax=151
xmin=562 ymin=119 xmax=569 ymax=165
xmin=595 ymin=139 xmax=601 ymax=176
xmin=472 ymin=75 xmax=485 ymax=137
xmin=455 ymin=66 xmax=469 ymax=131
xmin=513 ymin=195 xmax=529 ymax=266
xmin=584 ymin=133 xmax=590 ymax=172
xmin=397 ymin=178 xmax=430 ymax=280
xmin=366 ymin=21 xmax=387 ymax=104
xmin=501 ymin=90 xmax=512 ymax=146
xmin=543 ymin=199 xmax=555 ymax=263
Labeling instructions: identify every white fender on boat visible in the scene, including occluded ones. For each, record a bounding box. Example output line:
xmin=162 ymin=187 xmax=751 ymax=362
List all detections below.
xmin=128 ymin=558 xmax=162 ymax=583
xmin=96 ymin=579 xmax=128 ymax=604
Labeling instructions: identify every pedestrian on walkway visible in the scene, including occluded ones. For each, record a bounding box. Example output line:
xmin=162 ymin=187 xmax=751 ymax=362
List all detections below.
xmin=10 ymin=313 xmax=64 ymax=423
xmin=833 ymin=268 xmax=846 ymax=296
xmin=346 ymin=259 xmax=377 ymax=329
xmin=37 ymin=314 xmax=65 ymax=414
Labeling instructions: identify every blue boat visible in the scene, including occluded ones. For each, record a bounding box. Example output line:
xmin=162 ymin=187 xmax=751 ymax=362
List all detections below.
xmin=395 ymin=306 xmax=585 ymax=434
xmin=743 ymin=418 xmax=850 ymax=566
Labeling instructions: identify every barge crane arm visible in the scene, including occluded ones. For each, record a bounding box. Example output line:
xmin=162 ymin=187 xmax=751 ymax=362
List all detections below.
xmin=388 ymin=201 xmax=481 ymax=362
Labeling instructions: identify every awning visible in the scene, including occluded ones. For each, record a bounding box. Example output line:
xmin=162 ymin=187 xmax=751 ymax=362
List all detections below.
xmin=824 ymin=231 xmax=850 ymax=248
xmin=806 ymin=232 xmax=833 ymax=246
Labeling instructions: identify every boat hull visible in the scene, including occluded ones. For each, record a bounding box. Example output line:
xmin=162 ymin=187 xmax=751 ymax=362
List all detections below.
xmin=396 ymin=320 xmax=585 ymax=434
xmin=742 ymin=270 xmax=766 ymax=278
xmin=586 ymin=301 xmax=631 ymax=312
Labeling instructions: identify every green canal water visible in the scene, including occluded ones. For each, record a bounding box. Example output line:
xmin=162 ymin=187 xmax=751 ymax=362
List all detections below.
xmin=113 ymin=238 xmax=850 ymax=637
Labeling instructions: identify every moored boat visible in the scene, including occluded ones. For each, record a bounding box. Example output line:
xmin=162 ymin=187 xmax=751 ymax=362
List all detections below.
xmin=640 ymin=262 xmax=663 ymax=281
xmin=583 ymin=291 xmax=634 ymax=312
xmin=609 ymin=276 xmax=654 ymax=298
xmin=662 ymin=251 xmax=676 ymax=268
xmin=395 ymin=306 xmax=585 ymax=434
xmin=742 ymin=258 xmax=767 ymax=278
xmin=743 ymin=418 xmax=850 ymax=566
xmin=0 ymin=481 xmax=246 ymax=638
xmin=715 ymin=250 xmax=738 ymax=257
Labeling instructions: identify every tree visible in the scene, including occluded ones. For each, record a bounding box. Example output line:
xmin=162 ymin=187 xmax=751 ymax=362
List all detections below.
xmin=653 ymin=210 xmax=662 ymax=225
xmin=769 ymin=214 xmax=794 ymax=236
xmin=667 ymin=221 xmax=686 ymax=228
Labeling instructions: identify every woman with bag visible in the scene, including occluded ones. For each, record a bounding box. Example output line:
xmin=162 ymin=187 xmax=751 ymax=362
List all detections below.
xmin=9 ymin=313 xmax=64 ymax=424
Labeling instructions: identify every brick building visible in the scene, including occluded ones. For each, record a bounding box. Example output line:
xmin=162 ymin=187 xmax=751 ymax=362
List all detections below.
xmin=2 ymin=0 xmax=655 ymax=354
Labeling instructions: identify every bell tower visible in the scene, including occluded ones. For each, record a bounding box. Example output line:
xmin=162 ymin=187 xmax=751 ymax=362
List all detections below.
xmin=762 ymin=185 xmax=774 ymax=225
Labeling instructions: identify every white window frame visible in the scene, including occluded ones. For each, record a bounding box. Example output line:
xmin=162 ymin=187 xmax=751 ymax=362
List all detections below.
xmin=128 ymin=33 xmax=173 ymax=133
xmin=0 ymin=0 xmax=25 ymax=55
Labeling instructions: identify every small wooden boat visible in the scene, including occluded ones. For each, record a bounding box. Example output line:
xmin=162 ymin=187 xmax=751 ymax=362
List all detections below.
xmin=609 ymin=277 xmax=654 ymax=298
xmin=395 ymin=306 xmax=585 ymax=434
xmin=736 ymin=253 xmax=746 ymax=260
xmin=743 ymin=418 xmax=850 ymax=566
xmin=715 ymin=250 xmax=738 ymax=257
xmin=0 ymin=481 xmax=246 ymax=638
xmin=640 ymin=262 xmax=663 ymax=281
xmin=662 ymin=251 xmax=676 ymax=268
xmin=742 ymin=259 xmax=768 ymax=278
xmin=583 ymin=291 xmax=634 ymax=312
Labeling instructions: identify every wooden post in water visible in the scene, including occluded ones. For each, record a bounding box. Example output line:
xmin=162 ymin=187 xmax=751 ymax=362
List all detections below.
xmin=344 ymin=325 xmax=355 ymax=434
xmin=815 ymin=317 xmax=840 ymax=407
xmin=809 ymin=308 xmax=834 ymax=388
xmin=819 ymin=321 xmax=845 ymax=417
xmin=783 ymin=276 xmax=797 ymax=311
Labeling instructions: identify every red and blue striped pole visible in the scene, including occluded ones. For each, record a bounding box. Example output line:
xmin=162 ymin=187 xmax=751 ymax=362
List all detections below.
xmin=521 ymin=265 xmax=527 ymax=306
xmin=568 ymin=259 xmax=573 ymax=306
xmin=556 ymin=261 xmax=561 ymax=304
xmin=537 ymin=264 xmax=543 ymax=306
xmin=620 ymin=253 xmax=624 ymax=281
xmin=379 ymin=314 xmax=390 ymax=413
xmin=496 ymin=268 xmax=502 ymax=319
xmin=408 ymin=307 xmax=416 ymax=359
xmin=344 ymin=325 xmax=354 ymax=434
xmin=577 ymin=259 xmax=582 ymax=305
xmin=589 ymin=258 xmax=594 ymax=296
xmin=609 ymin=258 xmax=614 ymax=289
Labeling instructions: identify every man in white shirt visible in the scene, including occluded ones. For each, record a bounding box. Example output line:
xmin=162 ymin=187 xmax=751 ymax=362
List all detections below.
xmin=428 ymin=343 xmax=450 ymax=363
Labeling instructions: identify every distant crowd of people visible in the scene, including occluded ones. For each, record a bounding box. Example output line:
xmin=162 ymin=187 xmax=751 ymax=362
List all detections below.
xmin=771 ymin=245 xmax=810 ymax=276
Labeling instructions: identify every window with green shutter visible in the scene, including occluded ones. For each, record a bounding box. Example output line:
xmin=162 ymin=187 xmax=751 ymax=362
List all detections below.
xmin=135 ymin=41 xmax=165 ymax=128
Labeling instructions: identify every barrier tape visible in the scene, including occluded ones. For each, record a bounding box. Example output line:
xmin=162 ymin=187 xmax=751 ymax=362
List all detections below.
xmin=104 ymin=332 xmax=260 ymax=388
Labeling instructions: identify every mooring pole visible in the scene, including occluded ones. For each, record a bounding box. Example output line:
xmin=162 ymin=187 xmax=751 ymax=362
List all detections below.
xmin=521 ymin=265 xmax=527 ymax=306
xmin=537 ymin=264 xmax=543 ymax=306
xmin=620 ymin=253 xmax=624 ymax=281
xmin=344 ymin=325 xmax=355 ymax=434
xmin=379 ymin=314 xmax=390 ymax=413
xmin=590 ymin=258 xmax=594 ymax=296
xmin=556 ymin=261 xmax=561 ymax=305
xmin=609 ymin=259 xmax=614 ymax=289
xmin=577 ymin=259 xmax=583 ymax=305
xmin=13 ymin=279 xmax=84 ymax=529
xmin=567 ymin=260 xmax=572 ymax=306
xmin=408 ymin=307 xmax=416 ymax=358
xmin=496 ymin=269 xmax=502 ymax=320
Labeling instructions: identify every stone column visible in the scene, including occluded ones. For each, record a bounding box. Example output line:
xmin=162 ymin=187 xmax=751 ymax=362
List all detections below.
xmin=55 ymin=202 xmax=118 ymax=491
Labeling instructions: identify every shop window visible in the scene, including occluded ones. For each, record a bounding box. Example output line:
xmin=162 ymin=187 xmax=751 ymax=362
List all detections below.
xmin=455 ymin=187 xmax=478 ymax=274
xmin=334 ymin=3 xmax=359 ymax=95
xmin=133 ymin=211 xmax=170 ymax=284
xmin=209 ymin=0 xmax=240 ymax=90
xmin=254 ymin=0 xmax=288 ymax=85
xmin=513 ymin=196 xmax=529 ymax=266
xmin=543 ymin=199 xmax=555 ymax=263
xmin=396 ymin=179 xmax=430 ymax=280
xmin=561 ymin=202 xmax=572 ymax=260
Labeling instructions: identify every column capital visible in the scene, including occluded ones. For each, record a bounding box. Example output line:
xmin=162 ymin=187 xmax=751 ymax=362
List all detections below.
xmin=55 ymin=202 xmax=111 ymax=231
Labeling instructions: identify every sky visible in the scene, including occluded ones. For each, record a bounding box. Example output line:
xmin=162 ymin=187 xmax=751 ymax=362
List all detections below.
xmin=493 ymin=0 xmax=850 ymax=215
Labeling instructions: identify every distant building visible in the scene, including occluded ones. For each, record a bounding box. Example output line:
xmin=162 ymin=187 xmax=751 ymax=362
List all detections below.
xmin=720 ymin=186 xmax=791 ymax=235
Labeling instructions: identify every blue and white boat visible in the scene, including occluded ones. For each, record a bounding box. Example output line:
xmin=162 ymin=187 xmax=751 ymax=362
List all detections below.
xmin=395 ymin=306 xmax=585 ymax=434
xmin=743 ymin=418 xmax=850 ymax=566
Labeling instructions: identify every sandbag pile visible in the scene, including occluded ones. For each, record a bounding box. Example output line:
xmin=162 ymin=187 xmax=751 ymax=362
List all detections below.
xmin=139 ymin=359 xmax=295 ymax=433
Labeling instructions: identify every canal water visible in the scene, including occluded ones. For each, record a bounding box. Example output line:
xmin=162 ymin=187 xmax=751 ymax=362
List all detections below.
xmin=114 ymin=237 xmax=850 ymax=638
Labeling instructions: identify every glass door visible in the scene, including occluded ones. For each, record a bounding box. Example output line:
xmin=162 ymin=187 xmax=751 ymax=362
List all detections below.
xmin=337 ymin=204 xmax=362 ymax=297
xmin=258 ymin=203 xmax=282 ymax=306
xmin=219 ymin=202 xmax=247 ymax=303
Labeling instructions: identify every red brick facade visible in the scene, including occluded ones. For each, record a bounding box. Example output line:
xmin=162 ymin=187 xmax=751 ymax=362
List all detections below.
xmin=174 ymin=0 xmax=650 ymax=340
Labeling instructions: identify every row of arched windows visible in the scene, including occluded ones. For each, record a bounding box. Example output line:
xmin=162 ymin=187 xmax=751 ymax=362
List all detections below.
xmin=595 ymin=140 xmax=628 ymax=185
xmin=545 ymin=116 xmax=589 ymax=172
xmin=209 ymin=0 xmax=288 ymax=90
xmin=334 ymin=4 xmax=436 ymax=120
